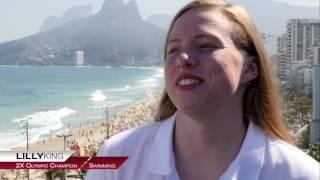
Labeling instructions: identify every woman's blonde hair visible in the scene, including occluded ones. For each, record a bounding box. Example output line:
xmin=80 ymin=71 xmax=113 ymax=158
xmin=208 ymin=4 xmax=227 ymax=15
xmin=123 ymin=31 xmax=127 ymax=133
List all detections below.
xmin=155 ymin=0 xmax=293 ymax=143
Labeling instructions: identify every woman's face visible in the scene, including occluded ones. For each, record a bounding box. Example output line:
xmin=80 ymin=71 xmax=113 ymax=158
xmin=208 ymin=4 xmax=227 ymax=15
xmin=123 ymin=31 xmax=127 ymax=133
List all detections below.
xmin=165 ymin=8 xmax=249 ymax=114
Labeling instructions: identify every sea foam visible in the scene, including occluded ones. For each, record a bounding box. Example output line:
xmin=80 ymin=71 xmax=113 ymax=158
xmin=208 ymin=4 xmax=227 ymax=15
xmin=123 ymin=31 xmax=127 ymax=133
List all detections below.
xmin=109 ymin=85 xmax=131 ymax=92
xmin=0 ymin=131 xmax=25 ymax=150
xmin=89 ymin=90 xmax=106 ymax=102
xmin=10 ymin=107 xmax=77 ymax=149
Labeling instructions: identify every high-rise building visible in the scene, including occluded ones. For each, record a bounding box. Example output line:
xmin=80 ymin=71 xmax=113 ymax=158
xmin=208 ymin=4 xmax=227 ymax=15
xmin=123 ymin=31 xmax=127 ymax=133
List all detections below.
xmin=276 ymin=34 xmax=289 ymax=82
xmin=277 ymin=34 xmax=286 ymax=54
xmin=310 ymin=47 xmax=320 ymax=143
xmin=286 ymin=19 xmax=320 ymax=64
xmin=272 ymin=53 xmax=288 ymax=82
xmin=75 ymin=50 xmax=85 ymax=66
xmin=277 ymin=19 xmax=320 ymax=89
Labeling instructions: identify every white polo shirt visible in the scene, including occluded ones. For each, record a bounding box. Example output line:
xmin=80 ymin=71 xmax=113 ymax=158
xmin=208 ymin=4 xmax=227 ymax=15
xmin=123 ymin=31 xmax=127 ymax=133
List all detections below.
xmin=85 ymin=114 xmax=320 ymax=180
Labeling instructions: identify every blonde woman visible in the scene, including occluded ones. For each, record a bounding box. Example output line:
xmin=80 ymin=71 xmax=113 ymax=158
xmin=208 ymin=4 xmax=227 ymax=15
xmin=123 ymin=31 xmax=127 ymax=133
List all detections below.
xmin=86 ymin=0 xmax=319 ymax=179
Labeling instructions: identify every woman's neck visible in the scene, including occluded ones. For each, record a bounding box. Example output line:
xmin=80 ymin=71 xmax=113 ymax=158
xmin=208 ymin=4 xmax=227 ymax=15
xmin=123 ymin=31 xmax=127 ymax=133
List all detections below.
xmin=173 ymin=108 xmax=248 ymax=180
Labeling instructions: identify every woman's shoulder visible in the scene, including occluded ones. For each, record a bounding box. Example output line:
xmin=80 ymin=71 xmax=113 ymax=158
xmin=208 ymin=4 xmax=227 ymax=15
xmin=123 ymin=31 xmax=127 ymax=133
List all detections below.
xmin=97 ymin=120 xmax=163 ymax=156
xmin=262 ymin=135 xmax=319 ymax=179
xmin=266 ymin=136 xmax=318 ymax=165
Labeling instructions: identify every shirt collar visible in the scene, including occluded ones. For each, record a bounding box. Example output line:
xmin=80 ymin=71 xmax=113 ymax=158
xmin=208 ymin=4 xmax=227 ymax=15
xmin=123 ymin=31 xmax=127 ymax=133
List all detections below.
xmin=147 ymin=114 xmax=266 ymax=180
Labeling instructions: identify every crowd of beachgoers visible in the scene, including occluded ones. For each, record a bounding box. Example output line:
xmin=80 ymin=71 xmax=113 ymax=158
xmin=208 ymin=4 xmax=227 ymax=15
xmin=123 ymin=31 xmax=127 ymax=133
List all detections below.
xmin=1 ymin=94 xmax=161 ymax=179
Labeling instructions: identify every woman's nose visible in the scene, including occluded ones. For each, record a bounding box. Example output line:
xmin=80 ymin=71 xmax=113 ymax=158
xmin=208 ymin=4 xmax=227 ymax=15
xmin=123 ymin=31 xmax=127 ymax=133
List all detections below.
xmin=177 ymin=52 xmax=196 ymax=68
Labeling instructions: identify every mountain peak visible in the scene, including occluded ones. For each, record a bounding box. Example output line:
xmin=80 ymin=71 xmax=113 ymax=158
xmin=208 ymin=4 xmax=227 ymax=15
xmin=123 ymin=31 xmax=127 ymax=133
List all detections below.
xmin=62 ymin=5 xmax=92 ymax=19
xmin=126 ymin=0 xmax=138 ymax=9
xmin=96 ymin=0 xmax=142 ymax=24
xmin=100 ymin=0 xmax=125 ymax=15
xmin=122 ymin=0 xmax=142 ymax=22
xmin=39 ymin=5 xmax=92 ymax=32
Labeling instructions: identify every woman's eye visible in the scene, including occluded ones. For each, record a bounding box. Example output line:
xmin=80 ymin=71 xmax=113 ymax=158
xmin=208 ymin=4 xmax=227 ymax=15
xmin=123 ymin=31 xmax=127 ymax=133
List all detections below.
xmin=198 ymin=43 xmax=216 ymax=49
xmin=167 ymin=47 xmax=180 ymax=54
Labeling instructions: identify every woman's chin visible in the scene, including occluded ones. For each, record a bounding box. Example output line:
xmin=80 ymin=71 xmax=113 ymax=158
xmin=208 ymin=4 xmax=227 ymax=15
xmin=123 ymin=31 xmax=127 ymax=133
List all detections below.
xmin=176 ymin=103 xmax=201 ymax=115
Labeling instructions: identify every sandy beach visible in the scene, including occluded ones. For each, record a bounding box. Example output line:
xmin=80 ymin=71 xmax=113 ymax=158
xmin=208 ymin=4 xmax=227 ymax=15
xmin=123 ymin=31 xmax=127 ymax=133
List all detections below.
xmin=1 ymin=94 xmax=161 ymax=179
xmin=11 ymin=94 xmax=161 ymax=151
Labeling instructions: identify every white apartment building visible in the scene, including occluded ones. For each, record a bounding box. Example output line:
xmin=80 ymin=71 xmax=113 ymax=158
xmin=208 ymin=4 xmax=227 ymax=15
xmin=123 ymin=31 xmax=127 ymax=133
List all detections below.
xmin=75 ymin=50 xmax=85 ymax=66
xmin=277 ymin=19 xmax=320 ymax=88
xmin=286 ymin=19 xmax=320 ymax=64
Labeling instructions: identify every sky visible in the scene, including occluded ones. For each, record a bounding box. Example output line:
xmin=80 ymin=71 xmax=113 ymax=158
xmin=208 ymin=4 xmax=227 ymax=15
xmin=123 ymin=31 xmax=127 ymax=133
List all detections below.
xmin=0 ymin=0 xmax=319 ymax=43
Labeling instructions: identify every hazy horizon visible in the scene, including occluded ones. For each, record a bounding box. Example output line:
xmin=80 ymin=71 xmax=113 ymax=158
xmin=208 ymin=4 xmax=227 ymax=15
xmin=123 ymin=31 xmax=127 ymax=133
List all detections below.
xmin=0 ymin=0 xmax=319 ymax=43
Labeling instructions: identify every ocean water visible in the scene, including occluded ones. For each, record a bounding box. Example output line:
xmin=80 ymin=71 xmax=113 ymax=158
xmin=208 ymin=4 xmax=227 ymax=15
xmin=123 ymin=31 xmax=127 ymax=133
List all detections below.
xmin=0 ymin=66 xmax=164 ymax=150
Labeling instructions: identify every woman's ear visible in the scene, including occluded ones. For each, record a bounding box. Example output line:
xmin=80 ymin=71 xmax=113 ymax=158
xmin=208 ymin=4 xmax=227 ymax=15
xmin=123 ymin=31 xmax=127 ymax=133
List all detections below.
xmin=240 ymin=56 xmax=259 ymax=84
